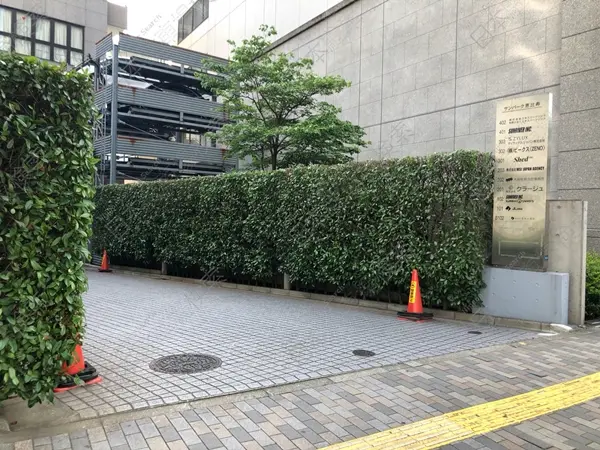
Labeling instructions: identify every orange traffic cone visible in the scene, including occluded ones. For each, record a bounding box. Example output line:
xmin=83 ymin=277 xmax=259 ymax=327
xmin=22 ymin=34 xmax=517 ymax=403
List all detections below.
xmin=397 ymin=269 xmax=433 ymax=321
xmin=55 ymin=344 xmax=103 ymax=393
xmin=99 ymin=249 xmax=112 ymax=273
xmin=63 ymin=344 xmax=85 ymax=375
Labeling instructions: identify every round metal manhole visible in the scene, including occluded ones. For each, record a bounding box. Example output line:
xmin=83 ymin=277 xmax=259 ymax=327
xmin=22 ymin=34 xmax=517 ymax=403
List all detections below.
xmin=353 ymin=349 xmax=376 ymax=357
xmin=149 ymin=354 xmax=222 ymax=374
xmin=468 ymin=331 xmax=483 ymax=335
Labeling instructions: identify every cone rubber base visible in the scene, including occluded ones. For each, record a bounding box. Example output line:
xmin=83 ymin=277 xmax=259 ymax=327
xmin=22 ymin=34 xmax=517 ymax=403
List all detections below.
xmin=397 ymin=311 xmax=433 ymax=321
xmin=98 ymin=269 xmax=112 ymax=273
xmin=54 ymin=376 xmax=103 ymax=393
xmin=54 ymin=362 xmax=103 ymax=393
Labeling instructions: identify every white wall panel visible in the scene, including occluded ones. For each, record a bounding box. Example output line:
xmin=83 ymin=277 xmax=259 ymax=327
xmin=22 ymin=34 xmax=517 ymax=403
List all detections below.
xmin=214 ymin=16 xmax=230 ymax=56
xmin=229 ymin=2 xmax=246 ymax=46
xmin=179 ymin=0 xmax=345 ymax=58
xmin=245 ymin=0 xmax=264 ymax=37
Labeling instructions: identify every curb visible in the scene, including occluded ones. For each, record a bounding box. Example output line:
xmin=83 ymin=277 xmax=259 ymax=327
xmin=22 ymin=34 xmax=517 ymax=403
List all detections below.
xmin=0 ymin=406 xmax=11 ymax=434
xmin=85 ymin=264 xmax=564 ymax=333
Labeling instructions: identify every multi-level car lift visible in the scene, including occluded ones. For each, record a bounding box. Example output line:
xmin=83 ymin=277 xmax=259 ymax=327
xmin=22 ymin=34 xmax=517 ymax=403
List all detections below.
xmin=92 ymin=33 xmax=236 ymax=184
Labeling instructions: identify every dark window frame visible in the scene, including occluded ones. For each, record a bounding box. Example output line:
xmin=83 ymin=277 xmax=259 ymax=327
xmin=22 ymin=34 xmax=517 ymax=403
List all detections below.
xmin=0 ymin=5 xmax=84 ymax=65
xmin=177 ymin=0 xmax=209 ymax=44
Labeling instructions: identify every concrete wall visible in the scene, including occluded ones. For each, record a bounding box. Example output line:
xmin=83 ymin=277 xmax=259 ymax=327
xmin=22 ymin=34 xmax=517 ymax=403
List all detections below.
xmin=0 ymin=0 xmax=127 ymax=58
xmin=557 ymin=0 xmax=600 ymax=251
xmin=547 ymin=200 xmax=587 ymax=326
xmin=481 ymin=267 xmax=569 ymax=325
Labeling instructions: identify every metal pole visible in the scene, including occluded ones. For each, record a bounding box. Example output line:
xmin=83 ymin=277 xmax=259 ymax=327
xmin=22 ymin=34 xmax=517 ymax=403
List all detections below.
xmin=109 ymin=41 xmax=119 ymax=184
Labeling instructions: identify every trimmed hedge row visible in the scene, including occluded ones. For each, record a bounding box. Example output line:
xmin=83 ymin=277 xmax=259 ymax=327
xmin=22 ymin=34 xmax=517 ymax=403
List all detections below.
xmin=586 ymin=251 xmax=600 ymax=320
xmin=0 ymin=55 xmax=96 ymax=405
xmin=93 ymin=151 xmax=494 ymax=310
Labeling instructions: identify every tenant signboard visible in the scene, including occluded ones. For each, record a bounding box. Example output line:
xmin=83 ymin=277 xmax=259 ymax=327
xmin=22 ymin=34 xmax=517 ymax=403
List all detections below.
xmin=492 ymin=93 xmax=552 ymax=270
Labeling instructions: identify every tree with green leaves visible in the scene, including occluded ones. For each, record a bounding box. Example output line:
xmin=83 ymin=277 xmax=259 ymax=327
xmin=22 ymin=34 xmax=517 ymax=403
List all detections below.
xmin=198 ymin=25 xmax=367 ymax=170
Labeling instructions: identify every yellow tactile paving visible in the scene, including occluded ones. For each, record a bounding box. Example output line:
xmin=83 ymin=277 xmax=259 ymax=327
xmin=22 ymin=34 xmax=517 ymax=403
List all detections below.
xmin=323 ymin=371 xmax=600 ymax=450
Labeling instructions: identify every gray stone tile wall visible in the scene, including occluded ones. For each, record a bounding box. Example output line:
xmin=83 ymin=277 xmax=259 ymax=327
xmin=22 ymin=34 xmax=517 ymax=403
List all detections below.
xmin=559 ymin=0 xmax=600 ymax=250
xmin=269 ymin=0 xmax=600 ymax=247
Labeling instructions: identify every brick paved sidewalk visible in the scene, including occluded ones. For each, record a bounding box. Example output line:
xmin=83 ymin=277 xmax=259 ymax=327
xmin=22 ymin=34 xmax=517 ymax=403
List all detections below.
xmin=68 ymin=271 xmax=535 ymax=418
xmin=3 ymin=330 xmax=600 ymax=450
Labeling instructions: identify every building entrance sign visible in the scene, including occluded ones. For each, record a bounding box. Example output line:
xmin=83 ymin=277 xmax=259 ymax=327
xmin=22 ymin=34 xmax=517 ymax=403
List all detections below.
xmin=492 ymin=93 xmax=552 ymax=270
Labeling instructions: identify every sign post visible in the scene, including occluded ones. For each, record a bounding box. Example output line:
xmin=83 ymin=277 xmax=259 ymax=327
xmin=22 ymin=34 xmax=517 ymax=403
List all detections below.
xmin=492 ymin=94 xmax=552 ymax=270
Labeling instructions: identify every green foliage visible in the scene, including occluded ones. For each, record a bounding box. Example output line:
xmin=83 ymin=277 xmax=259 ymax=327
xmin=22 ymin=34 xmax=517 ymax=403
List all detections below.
xmin=0 ymin=54 xmax=96 ymax=405
xmin=197 ymin=25 xmax=367 ymax=170
xmin=586 ymin=251 xmax=600 ymax=320
xmin=93 ymin=151 xmax=493 ymax=311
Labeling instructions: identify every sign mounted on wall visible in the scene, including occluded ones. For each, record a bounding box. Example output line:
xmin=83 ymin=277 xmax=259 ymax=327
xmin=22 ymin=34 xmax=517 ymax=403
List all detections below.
xmin=492 ymin=93 xmax=552 ymax=270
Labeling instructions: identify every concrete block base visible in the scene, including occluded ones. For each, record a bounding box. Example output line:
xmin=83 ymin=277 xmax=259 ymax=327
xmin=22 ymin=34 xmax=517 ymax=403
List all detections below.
xmin=481 ymin=267 xmax=570 ymax=325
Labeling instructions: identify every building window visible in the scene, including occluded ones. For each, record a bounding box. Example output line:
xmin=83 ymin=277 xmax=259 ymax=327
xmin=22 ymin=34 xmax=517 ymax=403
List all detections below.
xmin=36 ymin=18 xmax=50 ymax=41
xmin=15 ymin=38 xmax=30 ymax=55
xmin=16 ymin=14 xmax=31 ymax=37
xmin=54 ymin=47 xmax=66 ymax=62
xmin=54 ymin=22 xmax=67 ymax=45
xmin=35 ymin=43 xmax=50 ymax=59
xmin=0 ymin=7 xmax=12 ymax=33
xmin=70 ymin=50 xmax=82 ymax=66
xmin=177 ymin=0 xmax=208 ymax=44
xmin=71 ymin=26 xmax=83 ymax=50
xmin=0 ymin=6 xmax=84 ymax=66
xmin=0 ymin=35 xmax=10 ymax=51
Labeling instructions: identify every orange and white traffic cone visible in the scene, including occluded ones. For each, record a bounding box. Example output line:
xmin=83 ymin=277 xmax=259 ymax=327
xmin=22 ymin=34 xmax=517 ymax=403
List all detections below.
xmin=397 ymin=269 xmax=433 ymax=321
xmin=99 ymin=249 xmax=112 ymax=273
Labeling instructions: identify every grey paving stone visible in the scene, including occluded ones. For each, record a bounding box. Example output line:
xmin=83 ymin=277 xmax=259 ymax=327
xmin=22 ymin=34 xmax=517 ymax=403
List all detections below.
xmin=120 ymin=422 xmax=140 ymax=436
xmin=69 ymin=431 xmax=88 ymax=440
xmin=51 ymin=435 xmax=71 ymax=450
xmin=157 ymin=427 xmax=179 ymax=443
xmin=107 ymin=431 xmax=127 ymax=448
xmin=229 ymin=427 xmax=253 ymax=443
xmin=124 ymin=434 xmax=147 ymax=450
xmin=198 ymin=433 xmax=222 ymax=450
xmin=187 ymin=445 xmax=208 ymax=450
xmin=277 ymin=424 xmax=302 ymax=441
xmin=34 ymin=438 xmax=52 ymax=447
xmin=90 ymin=442 xmax=111 ymax=450
xmin=168 ymin=418 xmax=190 ymax=432
xmin=243 ymin=410 xmax=266 ymax=424
xmin=70 ymin=438 xmax=91 ymax=450
xmin=138 ymin=423 xmax=160 ymax=439
xmin=178 ymin=429 xmax=201 ymax=446
xmin=181 ymin=410 xmax=200 ymax=423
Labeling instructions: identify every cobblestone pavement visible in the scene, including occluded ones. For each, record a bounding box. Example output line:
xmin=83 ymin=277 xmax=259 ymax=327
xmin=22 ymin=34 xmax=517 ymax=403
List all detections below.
xmin=58 ymin=271 xmax=535 ymax=418
xmin=4 ymin=331 xmax=600 ymax=449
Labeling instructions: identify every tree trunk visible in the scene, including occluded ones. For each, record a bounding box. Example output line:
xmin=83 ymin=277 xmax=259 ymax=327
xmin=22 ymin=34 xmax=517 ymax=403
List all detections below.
xmin=271 ymin=151 xmax=277 ymax=171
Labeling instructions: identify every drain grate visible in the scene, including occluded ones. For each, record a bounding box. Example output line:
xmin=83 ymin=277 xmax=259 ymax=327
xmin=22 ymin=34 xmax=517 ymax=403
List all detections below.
xmin=353 ymin=349 xmax=375 ymax=357
xmin=468 ymin=331 xmax=483 ymax=335
xmin=149 ymin=354 xmax=222 ymax=374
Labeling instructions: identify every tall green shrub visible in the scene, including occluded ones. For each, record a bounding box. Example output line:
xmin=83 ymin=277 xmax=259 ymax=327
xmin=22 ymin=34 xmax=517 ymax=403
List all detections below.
xmin=93 ymin=151 xmax=493 ymax=311
xmin=586 ymin=251 xmax=600 ymax=320
xmin=0 ymin=55 xmax=96 ymax=405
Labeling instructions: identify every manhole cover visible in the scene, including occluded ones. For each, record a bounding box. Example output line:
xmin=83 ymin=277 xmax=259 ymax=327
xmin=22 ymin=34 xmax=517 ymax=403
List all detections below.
xmin=468 ymin=331 xmax=482 ymax=335
xmin=353 ymin=350 xmax=375 ymax=357
xmin=149 ymin=354 xmax=222 ymax=374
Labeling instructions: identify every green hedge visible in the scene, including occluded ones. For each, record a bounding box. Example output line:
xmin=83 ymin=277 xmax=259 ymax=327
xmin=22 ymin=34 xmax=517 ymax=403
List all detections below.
xmin=586 ymin=251 xmax=600 ymax=320
xmin=93 ymin=151 xmax=494 ymax=310
xmin=0 ymin=55 xmax=96 ymax=405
